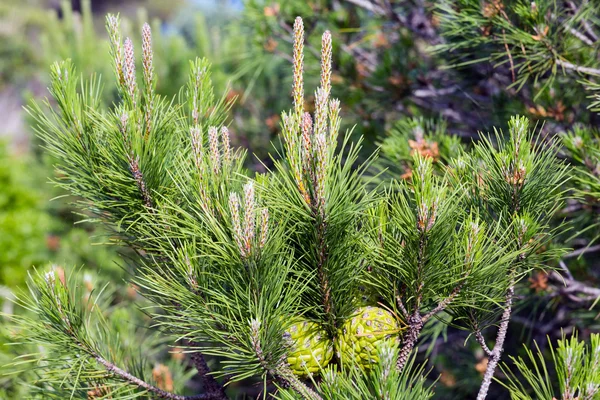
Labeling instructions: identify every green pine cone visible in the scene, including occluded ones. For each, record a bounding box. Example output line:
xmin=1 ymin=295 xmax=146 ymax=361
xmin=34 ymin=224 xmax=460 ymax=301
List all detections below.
xmin=336 ymin=306 xmax=399 ymax=369
xmin=284 ymin=319 xmax=333 ymax=377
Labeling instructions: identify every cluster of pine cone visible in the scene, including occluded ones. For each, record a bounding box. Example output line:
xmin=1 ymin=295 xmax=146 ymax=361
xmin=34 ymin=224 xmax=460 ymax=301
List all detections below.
xmin=284 ymin=305 xmax=400 ymax=377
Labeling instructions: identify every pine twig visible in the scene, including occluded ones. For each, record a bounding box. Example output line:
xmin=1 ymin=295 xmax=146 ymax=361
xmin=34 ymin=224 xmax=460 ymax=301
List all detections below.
xmin=421 ymin=282 xmax=463 ymax=323
xmin=396 ymin=312 xmax=423 ymax=372
xmin=476 ymin=283 xmax=515 ymax=400
xmin=396 ymin=293 xmax=409 ymax=318
xmin=556 ymin=59 xmax=600 ymax=76
xmin=474 ymin=329 xmax=493 ymax=357
xmin=188 ymin=343 xmax=228 ymax=400
xmin=275 ymin=366 xmax=324 ymax=400
xmin=95 ymin=354 xmax=220 ymax=400
xmin=563 ymin=244 xmax=600 ymax=259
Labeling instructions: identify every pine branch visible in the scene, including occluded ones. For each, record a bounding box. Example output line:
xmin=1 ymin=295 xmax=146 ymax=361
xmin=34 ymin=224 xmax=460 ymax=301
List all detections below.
xmin=316 ymin=219 xmax=334 ymax=323
xmin=95 ymin=354 xmax=219 ymax=400
xmin=188 ymin=343 xmax=228 ymax=400
xmin=421 ymin=281 xmax=463 ymax=323
xmin=556 ymin=59 xmax=600 ymax=77
xmin=275 ymin=366 xmax=324 ymax=400
xmin=474 ymin=329 xmax=493 ymax=358
xmin=549 ymin=270 xmax=600 ymax=303
xmin=396 ymin=312 xmax=423 ymax=372
xmin=563 ymin=243 xmax=600 ymax=259
xmin=476 ymin=280 xmax=515 ymax=400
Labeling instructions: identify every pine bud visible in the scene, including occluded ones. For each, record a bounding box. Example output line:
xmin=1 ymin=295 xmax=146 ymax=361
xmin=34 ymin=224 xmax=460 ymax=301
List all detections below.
xmin=208 ymin=126 xmax=221 ymax=175
xmin=123 ymin=38 xmax=137 ymax=103
xmin=129 ymin=155 xmax=152 ymax=208
xmin=221 ymin=126 xmax=231 ymax=166
xmin=190 ymin=127 xmax=203 ymax=171
xmin=191 ymin=63 xmax=207 ymax=126
xmin=106 ymin=15 xmax=124 ymax=86
xmin=243 ymin=182 xmax=256 ymax=254
xmin=315 ymin=133 xmax=327 ymax=215
xmin=314 ymin=87 xmax=329 ymax=138
xmin=259 ymin=208 xmax=269 ymax=249
xmin=249 ymin=318 xmax=265 ymax=365
xmin=120 ymin=112 xmax=129 ymax=141
xmin=301 ymin=112 xmax=313 ymax=181
xmin=320 ymin=30 xmax=332 ymax=98
xmin=44 ymin=270 xmax=56 ymax=286
xmin=292 ymin=17 xmax=304 ymax=118
xmin=328 ymin=98 xmax=340 ymax=144
xmin=141 ymin=23 xmax=154 ymax=91
xmin=229 ymin=193 xmax=246 ymax=258
xmin=142 ymin=23 xmax=154 ymax=139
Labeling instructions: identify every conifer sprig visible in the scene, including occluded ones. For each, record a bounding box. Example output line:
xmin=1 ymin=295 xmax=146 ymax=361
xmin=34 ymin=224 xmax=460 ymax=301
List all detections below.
xmin=7 ymin=269 xmax=208 ymax=400
xmin=500 ymin=333 xmax=600 ymax=400
xmin=450 ymin=116 xmax=570 ymax=400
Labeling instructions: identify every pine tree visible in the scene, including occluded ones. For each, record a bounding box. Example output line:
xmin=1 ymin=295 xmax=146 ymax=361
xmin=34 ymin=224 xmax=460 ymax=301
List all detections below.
xmin=7 ymin=13 xmax=569 ymax=399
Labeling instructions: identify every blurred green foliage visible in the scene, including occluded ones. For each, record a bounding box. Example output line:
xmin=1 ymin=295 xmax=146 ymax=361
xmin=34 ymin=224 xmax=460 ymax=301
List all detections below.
xmin=0 ymin=141 xmax=119 ymax=289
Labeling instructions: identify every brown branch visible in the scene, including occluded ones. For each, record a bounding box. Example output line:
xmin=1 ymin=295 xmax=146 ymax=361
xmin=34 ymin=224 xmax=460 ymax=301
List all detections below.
xmin=413 ymin=86 xmax=459 ymax=98
xmin=188 ymin=343 xmax=228 ymax=400
xmin=563 ymin=244 xmax=600 ymax=259
xmin=566 ymin=0 xmax=599 ymax=42
xmin=396 ymin=293 xmax=409 ymax=318
xmin=396 ymin=311 xmax=423 ymax=371
xmin=422 ymin=281 xmax=464 ymax=323
xmin=95 ymin=355 xmax=219 ymax=400
xmin=474 ymin=329 xmax=492 ymax=357
xmin=567 ymin=27 xmax=595 ymax=46
xmin=556 ymin=59 xmax=600 ymax=76
xmin=476 ymin=282 xmax=515 ymax=400
xmin=549 ymin=270 xmax=600 ymax=302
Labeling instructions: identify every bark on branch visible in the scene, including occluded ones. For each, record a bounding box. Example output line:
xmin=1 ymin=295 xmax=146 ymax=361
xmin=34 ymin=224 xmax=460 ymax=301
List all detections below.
xmin=476 ymin=283 xmax=515 ymax=400
xmin=95 ymin=354 xmax=222 ymax=400
xmin=188 ymin=344 xmax=228 ymax=400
